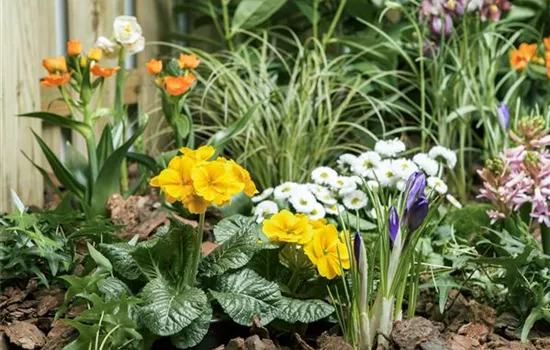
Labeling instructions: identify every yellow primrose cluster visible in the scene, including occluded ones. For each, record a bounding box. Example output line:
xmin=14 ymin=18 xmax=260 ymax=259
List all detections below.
xmin=262 ymin=210 xmax=350 ymax=279
xmin=150 ymin=146 xmax=257 ymax=214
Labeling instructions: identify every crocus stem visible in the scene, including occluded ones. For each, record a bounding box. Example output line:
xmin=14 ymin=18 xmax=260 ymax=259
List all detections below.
xmin=115 ymin=48 xmax=129 ymax=194
xmin=541 ymin=224 xmax=550 ymax=255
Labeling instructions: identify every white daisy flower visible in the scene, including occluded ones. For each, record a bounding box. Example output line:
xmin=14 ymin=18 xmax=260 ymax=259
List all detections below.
xmin=254 ymin=200 xmax=279 ymax=223
xmin=308 ymin=202 xmax=326 ymax=220
xmin=337 ymin=153 xmax=358 ymax=172
xmin=311 ymin=167 xmax=338 ymax=185
xmin=393 ymin=158 xmax=419 ymax=180
xmin=351 ymin=151 xmax=381 ymax=178
xmin=313 ymin=188 xmax=338 ymax=206
xmin=446 ymin=194 xmax=462 ymax=209
xmin=338 ymin=178 xmax=358 ymax=196
xmin=289 ymin=191 xmax=317 ymax=213
xmin=413 ymin=153 xmax=439 ymax=176
xmin=427 ymin=176 xmax=448 ymax=194
xmin=329 ymin=176 xmax=350 ymax=190
xmin=373 ymin=160 xmax=397 ymax=187
xmin=396 ymin=179 xmax=407 ymax=192
xmin=325 ymin=203 xmax=345 ymax=215
xmin=251 ymin=188 xmax=274 ymax=203
xmin=428 ymin=146 xmax=457 ymax=168
xmin=274 ymin=182 xmax=297 ymax=200
xmin=374 ymin=138 xmax=406 ymax=158
xmin=350 ymin=175 xmax=363 ymax=184
xmin=342 ymin=190 xmax=368 ymax=210
xmin=365 ymin=180 xmax=379 ymax=192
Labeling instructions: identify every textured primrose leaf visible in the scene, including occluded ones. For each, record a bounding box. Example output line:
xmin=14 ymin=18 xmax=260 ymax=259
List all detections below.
xmin=210 ymin=268 xmax=281 ymax=326
xmin=131 ymin=238 xmax=172 ymax=281
xmin=97 ymin=276 xmax=131 ymax=300
xmin=200 ymin=217 xmax=260 ymax=277
xmin=213 ymin=214 xmax=259 ymax=244
xmin=170 ymin=303 xmax=212 ymax=349
xmin=275 ymin=296 xmax=334 ymax=323
xmin=139 ymin=278 xmax=207 ymax=336
xmin=99 ymin=243 xmax=141 ymax=280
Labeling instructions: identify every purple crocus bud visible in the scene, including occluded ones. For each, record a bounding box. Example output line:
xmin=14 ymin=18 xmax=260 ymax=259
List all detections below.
xmin=430 ymin=17 xmax=443 ymax=36
xmin=407 ymin=197 xmax=429 ymax=232
xmin=497 ymin=102 xmax=509 ymax=130
xmin=353 ymin=232 xmax=363 ymax=263
xmin=405 ymin=172 xmax=426 ymax=211
xmin=389 ymin=206 xmax=400 ymax=245
xmin=443 ymin=15 xmax=453 ymax=36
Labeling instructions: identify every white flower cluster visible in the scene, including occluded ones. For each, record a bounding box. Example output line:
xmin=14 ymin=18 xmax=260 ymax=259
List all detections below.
xmin=94 ymin=16 xmax=145 ymax=58
xmin=252 ymin=139 xmax=456 ymax=223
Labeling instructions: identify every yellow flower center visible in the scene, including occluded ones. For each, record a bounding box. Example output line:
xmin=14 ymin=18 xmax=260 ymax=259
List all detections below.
xmin=320 ymin=173 xmax=328 ymax=178
xmin=351 ymin=198 xmax=360 ymax=205
xmin=386 ymin=171 xmax=394 ymax=177
xmin=311 ymin=209 xmax=318 ymax=215
xmin=124 ymin=24 xmax=132 ymax=33
xmin=282 ymin=187 xmax=290 ymax=192
xmin=299 ymin=199 xmax=308 ymax=205
xmin=363 ymin=160 xmax=372 ymax=167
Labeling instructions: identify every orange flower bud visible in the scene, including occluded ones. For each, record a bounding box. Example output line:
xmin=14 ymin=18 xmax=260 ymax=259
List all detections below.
xmin=177 ymin=54 xmax=200 ymax=69
xmin=146 ymin=59 xmax=163 ymax=75
xmin=544 ymin=37 xmax=550 ymax=51
xmin=91 ymin=64 xmax=121 ymax=77
xmin=88 ymin=48 xmax=103 ymax=61
xmin=67 ymin=40 xmax=82 ymax=56
xmin=42 ymin=56 xmax=67 ymax=74
xmin=545 ymin=51 xmax=550 ymax=68
xmin=40 ymin=73 xmax=72 ymax=87
xmin=164 ymin=73 xmax=196 ymax=96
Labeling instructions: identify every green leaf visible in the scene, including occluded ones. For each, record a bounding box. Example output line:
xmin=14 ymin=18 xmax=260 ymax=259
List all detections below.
xmin=170 ymin=304 xmax=212 ymax=349
xmin=90 ymin=124 xmax=146 ymax=215
xmin=96 ymin=124 xmax=114 ymax=166
xmin=126 ymin=152 xmax=159 ymax=173
xmin=139 ymin=278 xmax=207 ymax=336
xmin=97 ymin=276 xmax=131 ymax=300
xmin=131 ymin=238 xmax=172 ymax=281
xmin=32 ymin=131 xmax=85 ymax=199
xmin=231 ymin=0 xmax=287 ymax=31
xmin=99 ymin=243 xmax=141 ymax=280
xmin=21 ymin=151 xmax=63 ymax=198
xmin=341 ymin=211 xmax=376 ymax=231
xmin=87 ymin=243 xmax=112 ymax=272
xmin=19 ymin=112 xmax=93 ymax=139
xmin=210 ymin=268 xmax=281 ymax=326
xmin=293 ymin=0 xmax=317 ymax=23
xmin=199 ymin=217 xmax=259 ymax=277
xmin=65 ymin=142 xmax=89 ymax=188
xmin=505 ymin=5 xmax=536 ymax=21
xmin=521 ymin=307 xmax=542 ymax=341
xmin=208 ymin=103 xmax=259 ymax=152
xmin=214 ymin=192 xmax=253 ymax=217
xmin=213 ymin=215 xmax=259 ymax=244
xmin=276 ymin=296 xmax=334 ymax=323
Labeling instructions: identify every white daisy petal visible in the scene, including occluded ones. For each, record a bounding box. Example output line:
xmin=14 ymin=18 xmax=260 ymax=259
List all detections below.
xmin=308 ymin=202 xmax=326 ymax=220
xmin=428 ymin=146 xmax=457 ymax=168
xmin=413 ymin=153 xmax=439 ymax=176
xmin=251 ymin=188 xmax=274 ymax=203
xmin=311 ymin=167 xmax=338 ymax=185
xmin=337 ymin=153 xmax=359 ymax=172
xmin=289 ymin=191 xmax=317 ymax=213
xmin=427 ymin=176 xmax=448 ymax=194
xmin=254 ymin=200 xmax=279 ymax=223
xmin=374 ymin=138 xmax=406 ymax=158
xmin=351 ymin=151 xmax=381 ymax=177
xmin=342 ymin=190 xmax=368 ymax=210
xmin=274 ymin=182 xmax=297 ymax=200
xmin=325 ymin=203 xmax=345 ymax=215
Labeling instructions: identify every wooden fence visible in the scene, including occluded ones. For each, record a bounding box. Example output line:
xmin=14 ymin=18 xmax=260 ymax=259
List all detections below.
xmin=0 ymin=0 xmax=177 ymax=212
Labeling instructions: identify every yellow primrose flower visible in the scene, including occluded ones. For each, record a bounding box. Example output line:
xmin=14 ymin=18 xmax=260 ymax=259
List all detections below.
xmin=179 ymin=145 xmax=215 ymax=162
xmin=228 ymin=160 xmax=258 ymax=197
xmin=262 ymin=210 xmax=313 ymax=244
xmin=304 ymin=224 xmax=350 ymax=279
xmin=182 ymin=194 xmax=211 ymax=214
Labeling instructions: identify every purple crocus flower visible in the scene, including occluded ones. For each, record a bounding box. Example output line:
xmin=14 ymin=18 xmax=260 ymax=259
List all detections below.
xmin=407 ymin=197 xmax=429 ymax=232
xmin=497 ymin=102 xmax=509 ymax=130
xmin=353 ymin=232 xmax=363 ymax=263
xmin=389 ymin=206 xmax=400 ymax=245
xmin=405 ymin=172 xmax=427 ymax=211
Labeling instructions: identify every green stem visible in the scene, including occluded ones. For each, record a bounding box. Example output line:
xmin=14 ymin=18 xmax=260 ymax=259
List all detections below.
xmin=115 ymin=48 xmax=129 ymax=194
xmin=188 ymin=212 xmax=206 ymax=286
xmin=222 ymin=1 xmax=234 ymax=51
xmin=83 ymin=105 xmax=99 ymax=203
xmin=322 ymin=0 xmax=346 ymax=50
xmin=541 ymin=224 xmax=550 ymax=255
xmin=173 ymin=102 xmax=183 ymax=148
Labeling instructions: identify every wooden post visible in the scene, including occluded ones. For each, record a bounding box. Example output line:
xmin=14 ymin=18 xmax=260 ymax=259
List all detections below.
xmin=0 ymin=1 xmax=45 ymax=211
xmin=136 ymin=0 xmax=175 ymax=153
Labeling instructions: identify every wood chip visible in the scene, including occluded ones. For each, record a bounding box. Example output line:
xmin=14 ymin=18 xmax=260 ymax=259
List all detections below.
xmin=4 ymin=322 xmax=46 ymax=350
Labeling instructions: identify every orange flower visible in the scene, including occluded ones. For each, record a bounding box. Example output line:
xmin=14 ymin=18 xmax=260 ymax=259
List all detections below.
xmin=40 ymin=73 xmax=72 ymax=87
xmin=510 ymin=43 xmax=538 ymax=71
xmin=164 ymin=73 xmax=195 ymax=96
xmin=545 ymin=51 xmax=550 ymax=68
xmin=146 ymin=59 xmax=163 ymax=75
xmin=42 ymin=57 xmax=67 ymax=74
xmin=91 ymin=64 xmax=121 ymax=77
xmin=88 ymin=48 xmax=103 ymax=61
xmin=178 ymin=54 xmax=200 ymax=69
xmin=544 ymin=37 xmax=550 ymax=51
xmin=67 ymin=40 xmax=82 ymax=56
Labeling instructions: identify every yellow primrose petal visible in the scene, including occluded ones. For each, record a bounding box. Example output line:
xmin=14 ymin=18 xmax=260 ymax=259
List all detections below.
xmin=316 ymin=258 xmax=337 ymax=279
xmin=179 ymin=145 xmax=215 ymax=162
xmin=191 ymin=161 xmax=231 ymax=201
xmin=182 ymin=194 xmax=211 ymax=214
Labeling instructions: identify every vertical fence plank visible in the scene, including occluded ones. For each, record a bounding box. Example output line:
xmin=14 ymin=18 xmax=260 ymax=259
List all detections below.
xmin=66 ymin=0 xmax=122 ymax=156
xmin=136 ymin=0 xmax=175 ymax=153
xmin=39 ymin=0 xmax=63 ymax=168
xmin=0 ymin=0 xmax=44 ymax=211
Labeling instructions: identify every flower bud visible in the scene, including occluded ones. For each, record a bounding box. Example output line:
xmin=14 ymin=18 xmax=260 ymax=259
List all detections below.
xmin=88 ymin=48 xmax=103 ymax=61
xmin=146 ymin=59 xmax=163 ymax=75
xmin=407 ymin=197 xmax=429 ymax=232
xmin=497 ymin=102 xmax=509 ymax=130
xmin=388 ymin=206 xmax=399 ymax=245
xmin=405 ymin=172 xmax=426 ymax=211
xmin=67 ymin=40 xmax=82 ymax=56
